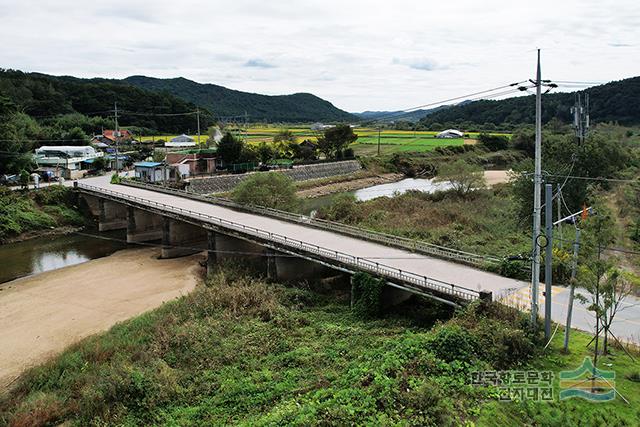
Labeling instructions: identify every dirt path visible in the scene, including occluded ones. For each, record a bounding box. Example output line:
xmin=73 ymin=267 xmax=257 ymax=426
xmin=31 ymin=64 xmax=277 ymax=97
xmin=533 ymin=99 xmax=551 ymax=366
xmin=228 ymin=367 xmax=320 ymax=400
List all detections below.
xmin=0 ymin=247 xmax=203 ymax=389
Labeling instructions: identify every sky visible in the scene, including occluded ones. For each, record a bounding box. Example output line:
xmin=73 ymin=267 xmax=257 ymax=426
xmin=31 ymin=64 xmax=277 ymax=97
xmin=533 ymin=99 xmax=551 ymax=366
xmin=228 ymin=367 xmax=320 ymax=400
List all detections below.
xmin=1 ymin=0 xmax=639 ymax=112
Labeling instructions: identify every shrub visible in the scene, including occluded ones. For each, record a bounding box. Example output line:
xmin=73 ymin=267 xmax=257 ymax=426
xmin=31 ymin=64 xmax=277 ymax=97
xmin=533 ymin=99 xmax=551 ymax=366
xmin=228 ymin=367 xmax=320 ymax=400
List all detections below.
xmin=320 ymin=193 xmax=360 ymax=223
xmin=430 ymin=323 xmax=477 ymax=362
xmin=478 ymin=133 xmax=509 ymax=151
xmin=351 ymin=272 xmax=385 ymax=318
xmin=231 ymin=172 xmax=299 ymax=211
xmin=110 ymin=173 xmax=121 ymax=184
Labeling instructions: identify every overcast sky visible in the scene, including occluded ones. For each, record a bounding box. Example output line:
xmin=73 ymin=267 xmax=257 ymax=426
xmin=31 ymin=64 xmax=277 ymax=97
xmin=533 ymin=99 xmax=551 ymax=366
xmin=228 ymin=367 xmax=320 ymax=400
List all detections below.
xmin=1 ymin=0 xmax=638 ymax=112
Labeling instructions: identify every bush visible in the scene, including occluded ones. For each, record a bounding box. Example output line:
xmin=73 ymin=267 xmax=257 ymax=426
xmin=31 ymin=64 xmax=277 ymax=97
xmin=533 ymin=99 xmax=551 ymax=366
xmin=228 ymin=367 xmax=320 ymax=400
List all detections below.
xmin=231 ymin=172 xmax=299 ymax=211
xmin=430 ymin=323 xmax=477 ymax=362
xmin=110 ymin=173 xmax=121 ymax=184
xmin=320 ymin=193 xmax=360 ymax=223
xmin=351 ymin=272 xmax=385 ymax=318
xmin=478 ymin=133 xmax=509 ymax=151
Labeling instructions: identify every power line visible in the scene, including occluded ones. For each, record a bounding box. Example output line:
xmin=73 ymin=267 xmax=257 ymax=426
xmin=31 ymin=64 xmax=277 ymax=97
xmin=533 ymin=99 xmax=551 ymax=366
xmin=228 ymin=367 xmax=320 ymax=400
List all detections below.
xmin=365 ymin=81 xmax=529 ymax=123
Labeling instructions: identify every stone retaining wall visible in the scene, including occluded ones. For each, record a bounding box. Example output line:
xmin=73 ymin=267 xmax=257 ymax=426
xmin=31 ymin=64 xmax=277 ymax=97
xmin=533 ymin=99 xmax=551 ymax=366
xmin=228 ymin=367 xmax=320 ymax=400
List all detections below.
xmin=187 ymin=160 xmax=361 ymax=194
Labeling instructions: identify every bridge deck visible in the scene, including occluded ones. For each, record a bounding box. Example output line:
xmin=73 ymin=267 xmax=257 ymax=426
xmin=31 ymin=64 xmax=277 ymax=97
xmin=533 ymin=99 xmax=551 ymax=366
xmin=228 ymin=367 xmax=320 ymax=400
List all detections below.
xmin=79 ymin=176 xmax=528 ymax=299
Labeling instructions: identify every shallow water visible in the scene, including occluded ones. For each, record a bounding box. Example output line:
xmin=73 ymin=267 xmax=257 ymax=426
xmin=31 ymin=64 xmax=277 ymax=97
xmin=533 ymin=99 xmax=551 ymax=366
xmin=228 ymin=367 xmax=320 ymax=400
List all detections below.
xmin=0 ymin=231 xmax=127 ymax=284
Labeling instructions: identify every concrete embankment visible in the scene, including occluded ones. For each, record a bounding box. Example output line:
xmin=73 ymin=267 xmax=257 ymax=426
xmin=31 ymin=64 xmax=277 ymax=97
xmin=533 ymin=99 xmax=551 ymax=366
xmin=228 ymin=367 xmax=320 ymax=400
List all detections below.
xmin=0 ymin=247 xmax=203 ymax=389
xmin=188 ymin=160 xmax=362 ymax=194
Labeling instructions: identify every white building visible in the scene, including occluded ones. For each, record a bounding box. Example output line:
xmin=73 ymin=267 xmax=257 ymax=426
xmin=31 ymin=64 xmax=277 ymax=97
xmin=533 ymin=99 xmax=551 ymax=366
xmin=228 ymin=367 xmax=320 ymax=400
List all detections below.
xmin=436 ymin=129 xmax=464 ymax=139
xmin=165 ymin=134 xmax=197 ymax=148
xmin=34 ymin=146 xmax=103 ymax=179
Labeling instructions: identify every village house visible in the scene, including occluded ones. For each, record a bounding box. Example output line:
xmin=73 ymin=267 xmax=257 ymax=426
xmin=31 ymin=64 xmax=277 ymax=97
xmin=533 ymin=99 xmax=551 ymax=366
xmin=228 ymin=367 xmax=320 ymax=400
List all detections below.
xmin=34 ymin=146 xmax=103 ymax=179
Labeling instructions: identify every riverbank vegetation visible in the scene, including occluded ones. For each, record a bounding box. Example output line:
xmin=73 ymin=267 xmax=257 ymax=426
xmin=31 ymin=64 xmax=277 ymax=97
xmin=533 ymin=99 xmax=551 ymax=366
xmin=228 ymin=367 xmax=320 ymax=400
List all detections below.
xmin=1 ymin=265 xmax=638 ymax=426
xmin=0 ymin=186 xmax=84 ymax=243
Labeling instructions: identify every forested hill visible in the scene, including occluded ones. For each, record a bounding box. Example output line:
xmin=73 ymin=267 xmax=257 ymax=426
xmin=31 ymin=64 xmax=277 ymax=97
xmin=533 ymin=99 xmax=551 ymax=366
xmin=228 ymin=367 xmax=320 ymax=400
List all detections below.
xmin=123 ymin=75 xmax=355 ymax=123
xmin=0 ymin=69 xmax=210 ymax=133
xmin=419 ymin=76 xmax=640 ymax=128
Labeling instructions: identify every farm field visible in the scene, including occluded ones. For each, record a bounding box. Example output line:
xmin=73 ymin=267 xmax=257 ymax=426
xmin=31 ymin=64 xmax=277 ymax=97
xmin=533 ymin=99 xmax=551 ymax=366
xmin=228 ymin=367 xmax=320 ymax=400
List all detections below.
xmin=138 ymin=127 xmax=510 ymax=155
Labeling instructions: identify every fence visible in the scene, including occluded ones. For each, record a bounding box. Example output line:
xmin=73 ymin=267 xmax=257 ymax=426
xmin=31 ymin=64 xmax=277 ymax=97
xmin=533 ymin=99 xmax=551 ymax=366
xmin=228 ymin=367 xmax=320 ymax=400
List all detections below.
xmin=122 ymin=180 xmax=501 ymax=268
xmin=77 ymin=182 xmax=481 ymax=301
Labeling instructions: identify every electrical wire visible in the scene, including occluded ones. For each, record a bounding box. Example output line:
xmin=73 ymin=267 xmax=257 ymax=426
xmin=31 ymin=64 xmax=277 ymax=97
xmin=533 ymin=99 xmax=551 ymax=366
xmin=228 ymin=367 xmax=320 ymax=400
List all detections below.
xmin=365 ymin=81 xmax=529 ymax=123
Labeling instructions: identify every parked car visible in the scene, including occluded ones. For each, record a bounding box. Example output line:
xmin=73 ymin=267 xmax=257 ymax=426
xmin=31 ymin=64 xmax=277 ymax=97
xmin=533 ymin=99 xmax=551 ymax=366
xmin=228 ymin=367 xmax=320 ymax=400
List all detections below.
xmin=0 ymin=174 xmax=19 ymax=185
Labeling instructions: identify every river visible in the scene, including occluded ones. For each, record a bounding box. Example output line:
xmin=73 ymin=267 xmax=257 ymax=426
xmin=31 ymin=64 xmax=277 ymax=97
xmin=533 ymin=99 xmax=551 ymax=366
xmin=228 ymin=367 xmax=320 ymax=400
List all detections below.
xmin=0 ymin=231 xmax=128 ymax=284
xmin=303 ymin=177 xmax=453 ymax=212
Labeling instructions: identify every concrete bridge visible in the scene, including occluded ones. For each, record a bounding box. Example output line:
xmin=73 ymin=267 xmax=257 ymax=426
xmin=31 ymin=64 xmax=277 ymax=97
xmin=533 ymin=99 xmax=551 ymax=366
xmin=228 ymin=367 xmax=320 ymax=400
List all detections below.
xmin=76 ymin=176 xmax=528 ymax=306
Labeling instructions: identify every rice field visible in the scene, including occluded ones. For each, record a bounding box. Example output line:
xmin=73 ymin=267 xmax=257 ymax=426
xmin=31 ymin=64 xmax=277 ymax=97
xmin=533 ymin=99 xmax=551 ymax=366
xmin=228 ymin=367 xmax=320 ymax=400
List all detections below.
xmin=138 ymin=127 xmax=510 ymax=155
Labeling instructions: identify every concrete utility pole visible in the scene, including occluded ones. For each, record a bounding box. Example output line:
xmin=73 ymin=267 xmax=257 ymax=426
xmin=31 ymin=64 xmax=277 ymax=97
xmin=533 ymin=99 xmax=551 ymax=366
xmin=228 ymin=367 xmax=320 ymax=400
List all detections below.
xmin=530 ymin=49 xmax=543 ymax=324
xmin=563 ymin=228 xmax=581 ymax=352
xmin=557 ymin=184 xmax=563 ymax=249
xmin=544 ymin=183 xmax=553 ymax=339
xmin=114 ymin=102 xmax=119 ymax=173
xmin=196 ymin=108 xmax=201 ymax=145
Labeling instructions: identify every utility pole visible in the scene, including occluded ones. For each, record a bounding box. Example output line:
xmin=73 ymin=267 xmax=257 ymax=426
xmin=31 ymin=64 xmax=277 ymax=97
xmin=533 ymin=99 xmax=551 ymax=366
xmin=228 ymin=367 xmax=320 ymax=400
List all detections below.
xmin=571 ymin=93 xmax=590 ymax=144
xmin=563 ymin=228 xmax=581 ymax=352
xmin=377 ymin=127 xmax=381 ymax=156
xmin=557 ymin=184 xmax=563 ymax=249
xmin=530 ymin=49 xmax=543 ymax=325
xmin=196 ymin=108 xmax=201 ymax=146
xmin=544 ymin=183 xmax=553 ymax=340
xmin=114 ymin=102 xmax=119 ymax=174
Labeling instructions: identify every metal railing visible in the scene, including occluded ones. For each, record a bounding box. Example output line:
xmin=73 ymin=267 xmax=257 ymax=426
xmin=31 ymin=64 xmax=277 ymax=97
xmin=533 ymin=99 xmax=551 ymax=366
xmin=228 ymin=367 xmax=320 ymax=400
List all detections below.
xmin=78 ymin=182 xmax=481 ymax=301
xmin=121 ymin=180 xmax=501 ymax=267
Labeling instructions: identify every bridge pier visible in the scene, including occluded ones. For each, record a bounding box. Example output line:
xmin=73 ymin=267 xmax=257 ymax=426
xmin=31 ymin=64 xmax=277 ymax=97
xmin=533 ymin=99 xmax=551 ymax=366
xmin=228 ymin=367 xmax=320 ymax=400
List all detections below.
xmin=274 ymin=255 xmax=331 ymax=283
xmin=127 ymin=207 xmax=163 ymax=243
xmin=161 ymin=218 xmax=207 ymax=258
xmin=207 ymin=230 xmax=217 ymax=275
xmin=381 ymin=285 xmax=413 ymax=308
xmin=98 ymin=199 xmax=128 ymax=231
xmin=80 ymin=194 xmax=101 ymax=217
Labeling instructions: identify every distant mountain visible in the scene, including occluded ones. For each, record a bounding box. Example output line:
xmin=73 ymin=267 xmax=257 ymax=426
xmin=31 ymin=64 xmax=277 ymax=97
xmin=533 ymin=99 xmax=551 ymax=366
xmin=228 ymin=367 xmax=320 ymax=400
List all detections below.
xmin=0 ymin=69 xmax=208 ymax=133
xmin=419 ymin=77 xmax=640 ymax=128
xmin=354 ymin=106 xmax=449 ymax=122
xmin=123 ymin=76 xmax=355 ymax=123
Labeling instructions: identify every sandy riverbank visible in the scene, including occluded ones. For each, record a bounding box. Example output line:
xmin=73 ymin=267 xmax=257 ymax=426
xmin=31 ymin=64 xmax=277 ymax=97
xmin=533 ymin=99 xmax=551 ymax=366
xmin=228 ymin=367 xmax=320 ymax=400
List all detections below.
xmin=484 ymin=170 xmax=510 ymax=186
xmin=0 ymin=247 xmax=204 ymax=389
xmin=296 ymin=173 xmax=404 ymax=198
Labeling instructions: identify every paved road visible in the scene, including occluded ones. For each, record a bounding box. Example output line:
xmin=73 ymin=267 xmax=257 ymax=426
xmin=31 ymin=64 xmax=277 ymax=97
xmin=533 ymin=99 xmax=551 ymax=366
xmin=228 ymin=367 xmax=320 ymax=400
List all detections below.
xmin=81 ymin=175 xmax=528 ymax=298
xmin=501 ymin=285 xmax=640 ymax=345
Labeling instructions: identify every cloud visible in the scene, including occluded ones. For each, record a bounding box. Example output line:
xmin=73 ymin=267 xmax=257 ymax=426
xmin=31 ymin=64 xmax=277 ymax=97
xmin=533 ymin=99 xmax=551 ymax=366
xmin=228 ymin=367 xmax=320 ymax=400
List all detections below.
xmin=608 ymin=42 xmax=634 ymax=47
xmin=392 ymin=57 xmax=445 ymax=71
xmin=244 ymin=59 xmax=277 ymax=69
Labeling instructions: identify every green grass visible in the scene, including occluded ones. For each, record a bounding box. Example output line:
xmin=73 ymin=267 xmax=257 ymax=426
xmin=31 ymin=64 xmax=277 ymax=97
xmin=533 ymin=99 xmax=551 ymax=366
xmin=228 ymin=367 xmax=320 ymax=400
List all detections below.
xmin=1 ymin=265 xmax=637 ymax=426
xmin=317 ymin=186 xmax=531 ymax=260
xmin=0 ymin=186 xmax=84 ymax=241
xmin=479 ymin=327 xmax=640 ymax=427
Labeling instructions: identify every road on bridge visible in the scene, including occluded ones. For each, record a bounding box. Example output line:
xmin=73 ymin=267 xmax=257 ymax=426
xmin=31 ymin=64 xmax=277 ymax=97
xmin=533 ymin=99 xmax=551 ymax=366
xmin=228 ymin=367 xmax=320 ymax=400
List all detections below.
xmin=80 ymin=175 xmax=527 ymax=299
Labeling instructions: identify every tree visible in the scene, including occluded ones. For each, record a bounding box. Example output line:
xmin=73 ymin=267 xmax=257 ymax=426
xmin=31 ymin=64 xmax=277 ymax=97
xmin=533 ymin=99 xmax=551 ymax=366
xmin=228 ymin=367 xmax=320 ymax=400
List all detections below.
xmin=217 ymin=132 xmax=244 ymax=165
xmin=92 ymin=156 xmax=107 ymax=171
xmin=317 ymin=125 xmax=358 ymax=160
xmin=478 ymin=133 xmax=509 ymax=151
xmin=256 ymin=142 xmax=275 ymax=164
xmin=231 ymin=172 xmax=299 ymax=211
xmin=435 ymin=160 xmax=486 ymax=197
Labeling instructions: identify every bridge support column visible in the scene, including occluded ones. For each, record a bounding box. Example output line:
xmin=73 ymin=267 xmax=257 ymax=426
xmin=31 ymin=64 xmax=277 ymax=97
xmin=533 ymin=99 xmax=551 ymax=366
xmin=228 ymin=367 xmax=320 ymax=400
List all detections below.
xmin=479 ymin=291 xmax=493 ymax=302
xmin=274 ymin=256 xmax=330 ymax=283
xmin=207 ymin=230 xmax=217 ymax=275
xmin=127 ymin=207 xmax=163 ymax=243
xmin=381 ymin=285 xmax=413 ymax=308
xmin=80 ymin=194 xmax=101 ymax=217
xmin=161 ymin=218 xmax=207 ymax=258
xmin=266 ymin=250 xmax=277 ymax=282
xmin=98 ymin=199 xmax=128 ymax=231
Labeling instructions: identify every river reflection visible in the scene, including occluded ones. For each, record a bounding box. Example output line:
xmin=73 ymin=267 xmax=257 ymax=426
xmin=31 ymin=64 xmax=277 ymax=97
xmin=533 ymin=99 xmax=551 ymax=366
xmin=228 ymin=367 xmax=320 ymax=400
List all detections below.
xmin=0 ymin=231 xmax=127 ymax=284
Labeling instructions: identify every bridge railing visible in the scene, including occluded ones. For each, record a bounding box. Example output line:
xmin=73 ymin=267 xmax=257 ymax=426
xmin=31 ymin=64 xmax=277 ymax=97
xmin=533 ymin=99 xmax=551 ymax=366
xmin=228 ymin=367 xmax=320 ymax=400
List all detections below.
xmin=78 ymin=182 xmax=481 ymax=301
xmin=120 ymin=180 xmax=501 ymax=267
